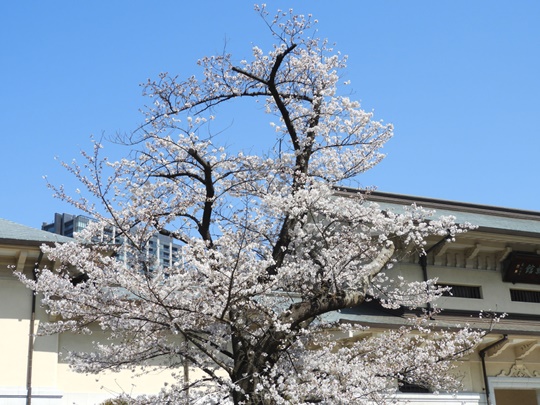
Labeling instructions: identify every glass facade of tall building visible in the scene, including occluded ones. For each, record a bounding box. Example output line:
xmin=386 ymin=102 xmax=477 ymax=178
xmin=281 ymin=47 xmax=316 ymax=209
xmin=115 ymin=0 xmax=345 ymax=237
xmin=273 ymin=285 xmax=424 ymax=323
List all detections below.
xmin=42 ymin=213 xmax=91 ymax=237
xmin=42 ymin=213 xmax=179 ymax=269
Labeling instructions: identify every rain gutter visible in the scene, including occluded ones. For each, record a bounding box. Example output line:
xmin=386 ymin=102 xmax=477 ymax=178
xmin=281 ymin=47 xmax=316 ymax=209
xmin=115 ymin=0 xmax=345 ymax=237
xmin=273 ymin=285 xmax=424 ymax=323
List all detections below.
xmin=419 ymin=234 xmax=450 ymax=312
xmin=26 ymin=251 xmax=43 ymax=405
xmin=479 ymin=334 xmax=508 ymax=405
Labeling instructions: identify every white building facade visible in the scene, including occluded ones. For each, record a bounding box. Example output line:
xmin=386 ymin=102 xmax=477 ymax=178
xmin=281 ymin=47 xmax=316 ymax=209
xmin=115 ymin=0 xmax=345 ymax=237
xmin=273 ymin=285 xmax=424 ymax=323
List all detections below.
xmin=337 ymin=191 xmax=540 ymax=405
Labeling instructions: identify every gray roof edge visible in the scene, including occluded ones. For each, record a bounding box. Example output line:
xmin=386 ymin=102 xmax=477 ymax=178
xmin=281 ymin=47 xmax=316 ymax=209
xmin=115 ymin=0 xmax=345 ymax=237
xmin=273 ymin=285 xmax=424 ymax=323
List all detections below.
xmin=0 ymin=218 xmax=74 ymax=245
xmin=334 ymin=188 xmax=540 ymax=221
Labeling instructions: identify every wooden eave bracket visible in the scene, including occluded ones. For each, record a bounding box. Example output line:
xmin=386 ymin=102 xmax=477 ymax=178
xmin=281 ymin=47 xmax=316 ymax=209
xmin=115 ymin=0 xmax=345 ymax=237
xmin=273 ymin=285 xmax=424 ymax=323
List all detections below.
xmin=16 ymin=249 xmax=28 ymax=272
xmin=497 ymin=247 xmax=512 ymax=263
xmin=466 ymin=244 xmax=482 ymax=261
xmin=485 ymin=338 xmax=512 ymax=358
xmin=514 ymin=340 xmax=540 ymax=360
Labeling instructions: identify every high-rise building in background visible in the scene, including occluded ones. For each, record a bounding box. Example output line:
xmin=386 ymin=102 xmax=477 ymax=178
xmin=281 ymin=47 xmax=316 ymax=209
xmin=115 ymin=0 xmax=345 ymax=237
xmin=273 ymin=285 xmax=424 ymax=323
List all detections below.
xmin=42 ymin=213 xmax=179 ymax=269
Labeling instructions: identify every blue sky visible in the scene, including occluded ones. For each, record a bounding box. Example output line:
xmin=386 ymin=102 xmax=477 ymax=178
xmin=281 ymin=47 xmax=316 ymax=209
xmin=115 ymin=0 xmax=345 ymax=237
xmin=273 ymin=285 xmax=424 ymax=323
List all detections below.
xmin=1 ymin=1 xmax=539 ymax=228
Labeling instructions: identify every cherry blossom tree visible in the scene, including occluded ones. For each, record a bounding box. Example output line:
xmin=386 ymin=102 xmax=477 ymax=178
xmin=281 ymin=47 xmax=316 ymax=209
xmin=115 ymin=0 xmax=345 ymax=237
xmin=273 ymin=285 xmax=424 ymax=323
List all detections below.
xmin=19 ymin=6 xmax=486 ymax=404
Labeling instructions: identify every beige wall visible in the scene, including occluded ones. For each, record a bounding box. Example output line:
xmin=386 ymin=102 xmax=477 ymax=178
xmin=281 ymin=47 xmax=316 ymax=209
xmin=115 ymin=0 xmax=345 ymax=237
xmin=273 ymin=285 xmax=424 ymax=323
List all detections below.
xmin=392 ymin=261 xmax=540 ymax=316
xmin=0 ymin=277 xmax=32 ymax=388
xmin=0 ymin=262 xmax=182 ymax=404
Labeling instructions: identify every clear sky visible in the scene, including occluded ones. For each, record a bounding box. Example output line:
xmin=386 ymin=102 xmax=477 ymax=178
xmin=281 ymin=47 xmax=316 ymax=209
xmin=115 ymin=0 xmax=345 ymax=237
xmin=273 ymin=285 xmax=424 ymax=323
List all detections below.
xmin=1 ymin=1 xmax=539 ymax=228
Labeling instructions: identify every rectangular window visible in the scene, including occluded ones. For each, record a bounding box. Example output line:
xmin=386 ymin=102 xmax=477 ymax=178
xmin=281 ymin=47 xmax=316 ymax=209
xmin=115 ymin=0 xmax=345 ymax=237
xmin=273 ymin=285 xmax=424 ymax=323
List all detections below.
xmin=398 ymin=381 xmax=430 ymax=393
xmin=440 ymin=284 xmax=482 ymax=299
xmin=510 ymin=289 xmax=540 ymax=303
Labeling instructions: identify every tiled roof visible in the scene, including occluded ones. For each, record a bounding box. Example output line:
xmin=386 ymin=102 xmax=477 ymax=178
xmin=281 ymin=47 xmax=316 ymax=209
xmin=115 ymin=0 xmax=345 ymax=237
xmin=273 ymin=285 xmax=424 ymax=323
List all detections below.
xmin=0 ymin=218 xmax=73 ymax=244
xmin=376 ymin=201 xmax=540 ymax=235
xmin=335 ymin=189 xmax=540 ymax=236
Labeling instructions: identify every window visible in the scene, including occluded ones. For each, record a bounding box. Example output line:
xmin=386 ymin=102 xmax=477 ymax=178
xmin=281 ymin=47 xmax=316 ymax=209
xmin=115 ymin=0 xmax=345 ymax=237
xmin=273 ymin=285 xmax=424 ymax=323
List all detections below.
xmin=510 ymin=289 xmax=540 ymax=303
xmin=398 ymin=381 xmax=430 ymax=393
xmin=440 ymin=284 xmax=482 ymax=299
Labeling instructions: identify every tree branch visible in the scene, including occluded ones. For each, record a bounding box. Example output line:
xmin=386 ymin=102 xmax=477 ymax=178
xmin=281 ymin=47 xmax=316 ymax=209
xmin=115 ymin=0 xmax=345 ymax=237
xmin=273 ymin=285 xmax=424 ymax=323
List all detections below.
xmin=187 ymin=148 xmax=215 ymax=244
xmin=283 ymin=242 xmax=395 ymax=328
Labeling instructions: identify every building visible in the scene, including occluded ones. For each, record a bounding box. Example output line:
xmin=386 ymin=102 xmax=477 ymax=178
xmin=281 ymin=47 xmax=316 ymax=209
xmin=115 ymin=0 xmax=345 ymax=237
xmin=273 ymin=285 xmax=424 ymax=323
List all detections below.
xmin=41 ymin=213 xmax=92 ymax=238
xmin=334 ymin=190 xmax=540 ymax=405
xmin=0 ymin=218 xmax=72 ymax=404
xmin=42 ymin=213 xmax=180 ymax=270
xmin=0 ymin=218 xmax=178 ymax=405
xmin=4 ymin=193 xmax=540 ymax=404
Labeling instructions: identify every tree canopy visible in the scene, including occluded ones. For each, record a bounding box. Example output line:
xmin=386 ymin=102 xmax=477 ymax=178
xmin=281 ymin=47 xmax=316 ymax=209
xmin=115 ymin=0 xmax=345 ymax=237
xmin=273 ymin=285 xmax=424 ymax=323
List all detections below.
xmin=19 ymin=6 xmax=486 ymax=404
